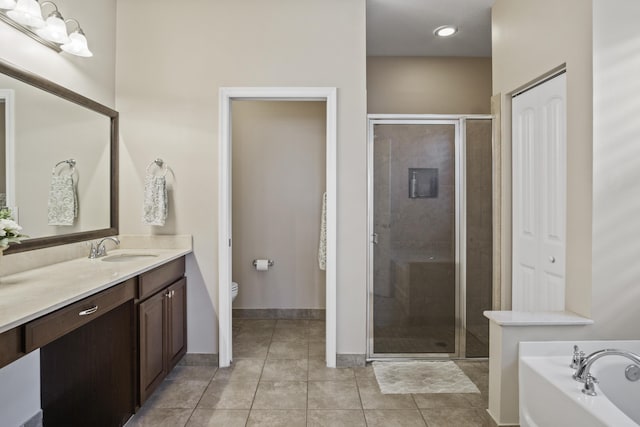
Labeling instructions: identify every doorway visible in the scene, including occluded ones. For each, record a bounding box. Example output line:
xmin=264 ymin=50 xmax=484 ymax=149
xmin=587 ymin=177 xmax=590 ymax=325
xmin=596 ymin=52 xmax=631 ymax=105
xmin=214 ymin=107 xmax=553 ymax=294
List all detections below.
xmin=218 ymin=87 xmax=337 ymax=368
xmin=367 ymin=115 xmax=493 ymax=360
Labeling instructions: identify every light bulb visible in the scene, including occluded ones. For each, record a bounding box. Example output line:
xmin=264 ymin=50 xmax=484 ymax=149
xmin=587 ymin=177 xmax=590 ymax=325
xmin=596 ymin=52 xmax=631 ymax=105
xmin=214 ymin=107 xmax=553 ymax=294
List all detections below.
xmin=60 ymin=29 xmax=92 ymax=57
xmin=0 ymin=0 xmax=17 ymax=11
xmin=434 ymin=25 xmax=458 ymax=37
xmin=6 ymin=0 xmax=44 ymax=28
xmin=36 ymin=11 xmax=70 ymax=44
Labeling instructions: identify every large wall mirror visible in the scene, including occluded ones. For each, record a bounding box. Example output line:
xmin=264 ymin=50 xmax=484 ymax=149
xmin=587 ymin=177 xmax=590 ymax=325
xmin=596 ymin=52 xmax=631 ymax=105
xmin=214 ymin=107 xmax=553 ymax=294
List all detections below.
xmin=0 ymin=59 xmax=118 ymax=254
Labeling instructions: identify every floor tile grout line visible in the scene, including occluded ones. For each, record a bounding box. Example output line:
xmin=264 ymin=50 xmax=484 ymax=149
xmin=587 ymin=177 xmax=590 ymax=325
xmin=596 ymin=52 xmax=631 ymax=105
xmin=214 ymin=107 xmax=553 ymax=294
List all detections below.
xmin=182 ymin=368 xmax=216 ymax=427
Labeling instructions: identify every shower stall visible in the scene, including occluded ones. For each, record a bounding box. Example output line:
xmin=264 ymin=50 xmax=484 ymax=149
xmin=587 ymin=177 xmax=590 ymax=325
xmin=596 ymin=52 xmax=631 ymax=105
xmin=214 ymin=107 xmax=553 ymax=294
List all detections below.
xmin=367 ymin=115 xmax=493 ymax=359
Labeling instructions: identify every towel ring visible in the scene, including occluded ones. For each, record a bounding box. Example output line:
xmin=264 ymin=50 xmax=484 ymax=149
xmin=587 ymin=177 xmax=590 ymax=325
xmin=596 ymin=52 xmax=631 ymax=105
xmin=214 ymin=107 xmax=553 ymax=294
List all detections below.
xmin=146 ymin=158 xmax=169 ymax=177
xmin=52 ymin=159 xmax=76 ymax=176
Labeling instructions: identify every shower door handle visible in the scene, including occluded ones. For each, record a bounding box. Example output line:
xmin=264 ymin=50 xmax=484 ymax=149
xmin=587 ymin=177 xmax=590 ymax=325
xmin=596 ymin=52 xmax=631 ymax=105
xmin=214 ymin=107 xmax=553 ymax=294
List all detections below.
xmin=372 ymin=233 xmax=379 ymax=245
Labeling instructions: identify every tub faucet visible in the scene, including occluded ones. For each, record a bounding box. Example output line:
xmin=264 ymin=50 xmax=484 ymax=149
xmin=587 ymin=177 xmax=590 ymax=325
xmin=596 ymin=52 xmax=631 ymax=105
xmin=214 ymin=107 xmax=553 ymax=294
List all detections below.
xmin=89 ymin=236 xmax=120 ymax=259
xmin=573 ymin=349 xmax=640 ymax=395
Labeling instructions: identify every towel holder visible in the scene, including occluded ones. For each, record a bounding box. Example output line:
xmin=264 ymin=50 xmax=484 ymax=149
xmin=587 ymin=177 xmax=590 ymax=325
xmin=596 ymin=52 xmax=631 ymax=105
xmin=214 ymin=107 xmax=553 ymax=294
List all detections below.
xmin=146 ymin=158 xmax=169 ymax=177
xmin=53 ymin=159 xmax=76 ymax=175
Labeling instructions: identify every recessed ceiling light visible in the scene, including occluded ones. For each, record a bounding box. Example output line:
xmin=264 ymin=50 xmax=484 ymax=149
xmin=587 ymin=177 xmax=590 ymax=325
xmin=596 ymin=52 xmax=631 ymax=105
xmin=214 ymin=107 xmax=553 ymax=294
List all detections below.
xmin=434 ymin=25 xmax=458 ymax=37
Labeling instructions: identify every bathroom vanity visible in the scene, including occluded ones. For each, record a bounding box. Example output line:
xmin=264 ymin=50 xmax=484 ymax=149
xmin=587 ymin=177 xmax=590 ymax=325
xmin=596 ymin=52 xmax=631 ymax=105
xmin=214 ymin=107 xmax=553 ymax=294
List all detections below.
xmin=0 ymin=246 xmax=190 ymax=426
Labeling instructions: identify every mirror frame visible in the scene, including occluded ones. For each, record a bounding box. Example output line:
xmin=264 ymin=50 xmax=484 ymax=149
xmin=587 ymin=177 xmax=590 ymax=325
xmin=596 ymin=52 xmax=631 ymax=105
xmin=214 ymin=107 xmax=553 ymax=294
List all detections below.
xmin=1 ymin=59 xmax=118 ymax=254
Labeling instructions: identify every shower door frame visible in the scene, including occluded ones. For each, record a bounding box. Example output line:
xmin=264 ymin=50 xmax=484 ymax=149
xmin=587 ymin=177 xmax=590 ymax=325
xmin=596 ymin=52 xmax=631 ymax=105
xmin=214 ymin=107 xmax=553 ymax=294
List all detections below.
xmin=366 ymin=114 xmax=492 ymax=361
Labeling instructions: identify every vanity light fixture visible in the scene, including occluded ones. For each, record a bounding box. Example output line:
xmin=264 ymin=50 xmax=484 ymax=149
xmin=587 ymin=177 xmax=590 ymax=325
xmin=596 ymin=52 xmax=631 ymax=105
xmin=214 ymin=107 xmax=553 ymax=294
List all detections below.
xmin=0 ymin=0 xmax=92 ymax=57
xmin=434 ymin=25 xmax=458 ymax=37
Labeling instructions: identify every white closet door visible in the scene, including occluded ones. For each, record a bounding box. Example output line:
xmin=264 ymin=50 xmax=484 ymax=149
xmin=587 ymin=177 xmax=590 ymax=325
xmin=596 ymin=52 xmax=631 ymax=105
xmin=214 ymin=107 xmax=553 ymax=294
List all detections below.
xmin=512 ymin=73 xmax=566 ymax=311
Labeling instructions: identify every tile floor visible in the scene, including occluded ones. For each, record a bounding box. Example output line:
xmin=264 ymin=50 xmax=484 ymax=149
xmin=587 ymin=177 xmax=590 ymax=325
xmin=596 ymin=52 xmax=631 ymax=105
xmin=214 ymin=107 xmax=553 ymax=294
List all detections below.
xmin=127 ymin=319 xmax=490 ymax=426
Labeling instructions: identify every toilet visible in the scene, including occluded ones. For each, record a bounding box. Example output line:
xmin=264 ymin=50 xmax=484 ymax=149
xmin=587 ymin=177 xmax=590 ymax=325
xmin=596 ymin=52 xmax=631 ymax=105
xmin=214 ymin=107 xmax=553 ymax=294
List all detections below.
xmin=231 ymin=281 xmax=239 ymax=302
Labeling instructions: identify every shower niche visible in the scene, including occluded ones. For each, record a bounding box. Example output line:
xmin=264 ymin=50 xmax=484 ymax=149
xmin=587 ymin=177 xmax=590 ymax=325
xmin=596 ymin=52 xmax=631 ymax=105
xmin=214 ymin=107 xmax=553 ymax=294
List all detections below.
xmin=408 ymin=168 xmax=438 ymax=199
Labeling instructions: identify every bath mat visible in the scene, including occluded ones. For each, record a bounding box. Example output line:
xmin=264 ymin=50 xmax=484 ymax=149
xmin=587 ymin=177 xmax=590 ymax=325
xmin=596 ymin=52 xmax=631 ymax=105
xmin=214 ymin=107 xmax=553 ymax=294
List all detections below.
xmin=372 ymin=361 xmax=480 ymax=394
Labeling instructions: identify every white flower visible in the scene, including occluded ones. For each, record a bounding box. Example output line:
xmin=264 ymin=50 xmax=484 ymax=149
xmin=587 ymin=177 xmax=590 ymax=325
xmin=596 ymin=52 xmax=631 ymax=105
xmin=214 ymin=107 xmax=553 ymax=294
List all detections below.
xmin=1 ymin=219 xmax=22 ymax=235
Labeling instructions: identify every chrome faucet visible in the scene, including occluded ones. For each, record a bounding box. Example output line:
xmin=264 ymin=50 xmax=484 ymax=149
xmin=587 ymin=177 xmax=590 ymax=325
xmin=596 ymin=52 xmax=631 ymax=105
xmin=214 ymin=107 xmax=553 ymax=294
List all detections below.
xmin=572 ymin=348 xmax=640 ymax=396
xmin=88 ymin=236 xmax=120 ymax=259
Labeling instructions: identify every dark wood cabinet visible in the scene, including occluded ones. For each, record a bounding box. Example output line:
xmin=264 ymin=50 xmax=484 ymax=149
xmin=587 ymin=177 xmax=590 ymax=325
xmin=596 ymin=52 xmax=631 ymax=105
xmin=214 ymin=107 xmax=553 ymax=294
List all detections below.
xmin=139 ymin=289 xmax=167 ymax=403
xmin=0 ymin=256 xmax=187 ymax=426
xmin=167 ymin=278 xmax=187 ymax=368
xmin=138 ymin=259 xmax=187 ymax=405
xmin=40 ymin=291 xmax=136 ymax=427
xmin=0 ymin=327 xmax=24 ymax=369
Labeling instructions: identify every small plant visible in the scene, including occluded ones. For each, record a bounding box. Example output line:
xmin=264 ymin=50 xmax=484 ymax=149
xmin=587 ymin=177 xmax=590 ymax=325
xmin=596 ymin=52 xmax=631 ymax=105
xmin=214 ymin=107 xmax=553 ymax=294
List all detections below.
xmin=0 ymin=208 xmax=28 ymax=248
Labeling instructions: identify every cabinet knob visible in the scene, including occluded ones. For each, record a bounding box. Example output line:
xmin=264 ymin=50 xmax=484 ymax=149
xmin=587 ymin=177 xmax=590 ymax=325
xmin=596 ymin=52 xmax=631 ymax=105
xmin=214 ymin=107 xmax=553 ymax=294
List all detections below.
xmin=165 ymin=291 xmax=171 ymax=298
xmin=549 ymin=256 xmax=556 ymax=263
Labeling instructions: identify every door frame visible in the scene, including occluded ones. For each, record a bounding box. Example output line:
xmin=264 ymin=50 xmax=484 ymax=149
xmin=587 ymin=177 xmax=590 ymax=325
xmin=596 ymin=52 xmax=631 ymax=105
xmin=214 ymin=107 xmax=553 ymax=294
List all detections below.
xmin=365 ymin=114 xmax=492 ymax=360
xmin=218 ymin=87 xmax=338 ymax=368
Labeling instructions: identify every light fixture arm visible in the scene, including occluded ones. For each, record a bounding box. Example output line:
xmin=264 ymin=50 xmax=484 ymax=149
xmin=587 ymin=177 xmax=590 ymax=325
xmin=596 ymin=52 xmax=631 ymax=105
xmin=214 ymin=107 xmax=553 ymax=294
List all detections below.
xmin=64 ymin=17 xmax=83 ymax=34
xmin=39 ymin=1 xmax=58 ymax=15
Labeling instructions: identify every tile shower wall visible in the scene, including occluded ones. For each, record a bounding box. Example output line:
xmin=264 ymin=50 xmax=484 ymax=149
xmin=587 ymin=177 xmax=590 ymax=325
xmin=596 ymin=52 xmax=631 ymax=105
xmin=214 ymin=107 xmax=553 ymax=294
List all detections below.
xmin=465 ymin=120 xmax=493 ymax=358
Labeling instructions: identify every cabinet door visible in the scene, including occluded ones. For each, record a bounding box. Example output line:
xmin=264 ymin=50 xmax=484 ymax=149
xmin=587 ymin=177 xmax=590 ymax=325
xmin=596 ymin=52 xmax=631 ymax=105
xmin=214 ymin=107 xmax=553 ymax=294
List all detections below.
xmin=167 ymin=278 xmax=187 ymax=369
xmin=41 ymin=302 xmax=134 ymax=427
xmin=512 ymin=73 xmax=566 ymax=311
xmin=139 ymin=290 xmax=166 ymax=403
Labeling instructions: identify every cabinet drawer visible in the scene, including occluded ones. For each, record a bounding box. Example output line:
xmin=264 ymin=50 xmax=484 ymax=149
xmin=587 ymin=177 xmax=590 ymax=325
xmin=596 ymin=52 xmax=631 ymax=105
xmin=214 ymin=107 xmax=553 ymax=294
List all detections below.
xmin=138 ymin=257 xmax=185 ymax=301
xmin=0 ymin=326 xmax=24 ymax=369
xmin=25 ymin=278 xmax=136 ymax=352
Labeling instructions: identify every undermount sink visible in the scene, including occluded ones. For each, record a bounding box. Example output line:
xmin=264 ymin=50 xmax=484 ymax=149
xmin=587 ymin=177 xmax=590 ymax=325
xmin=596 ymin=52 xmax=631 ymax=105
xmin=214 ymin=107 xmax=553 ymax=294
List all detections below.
xmin=101 ymin=253 xmax=158 ymax=262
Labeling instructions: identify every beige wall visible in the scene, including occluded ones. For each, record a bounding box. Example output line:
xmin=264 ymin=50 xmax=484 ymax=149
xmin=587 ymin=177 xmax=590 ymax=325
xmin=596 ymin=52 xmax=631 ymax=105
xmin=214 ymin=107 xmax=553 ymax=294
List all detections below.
xmin=592 ymin=0 xmax=640 ymax=338
xmin=367 ymin=57 xmax=492 ymax=114
xmin=116 ymin=0 xmax=367 ymax=354
xmin=0 ymin=2 xmax=117 ymax=425
xmin=492 ymin=0 xmax=593 ymax=315
xmin=232 ymin=101 xmax=326 ymax=309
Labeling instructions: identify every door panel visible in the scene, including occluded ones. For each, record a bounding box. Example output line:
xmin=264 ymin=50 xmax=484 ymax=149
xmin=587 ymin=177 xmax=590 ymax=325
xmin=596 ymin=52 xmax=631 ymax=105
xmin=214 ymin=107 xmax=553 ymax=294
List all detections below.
xmin=139 ymin=291 xmax=166 ymax=403
xmin=371 ymin=122 xmax=458 ymax=356
xmin=512 ymin=73 xmax=567 ymax=311
xmin=168 ymin=278 xmax=187 ymax=369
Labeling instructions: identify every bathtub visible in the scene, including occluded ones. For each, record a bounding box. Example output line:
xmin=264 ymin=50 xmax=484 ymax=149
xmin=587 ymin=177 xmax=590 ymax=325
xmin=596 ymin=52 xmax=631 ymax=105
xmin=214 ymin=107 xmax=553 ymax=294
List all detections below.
xmin=519 ymin=340 xmax=640 ymax=427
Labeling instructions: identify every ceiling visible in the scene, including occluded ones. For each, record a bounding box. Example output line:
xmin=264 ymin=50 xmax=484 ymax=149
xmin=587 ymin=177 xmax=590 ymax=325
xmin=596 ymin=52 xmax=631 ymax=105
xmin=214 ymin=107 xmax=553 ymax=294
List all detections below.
xmin=367 ymin=0 xmax=494 ymax=57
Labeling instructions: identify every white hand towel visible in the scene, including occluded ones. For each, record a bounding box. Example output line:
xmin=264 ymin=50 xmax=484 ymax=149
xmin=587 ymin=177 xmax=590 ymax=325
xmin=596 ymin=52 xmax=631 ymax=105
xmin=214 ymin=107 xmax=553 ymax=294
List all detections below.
xmin=142 ymin=174 xmax=168 ymax=226
xmin=318 ymin=191 xmax=327 ymax=271
xmin=47 ymin=174 xmax=77 ymax=226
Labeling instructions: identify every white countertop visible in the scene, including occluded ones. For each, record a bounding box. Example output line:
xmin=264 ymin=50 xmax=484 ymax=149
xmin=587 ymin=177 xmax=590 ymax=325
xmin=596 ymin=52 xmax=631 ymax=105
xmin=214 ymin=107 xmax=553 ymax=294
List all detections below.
xmin=0 ymin=248 xmax=191 ymax=334
xmin=483 ymin=310 xmax=593 ymax=326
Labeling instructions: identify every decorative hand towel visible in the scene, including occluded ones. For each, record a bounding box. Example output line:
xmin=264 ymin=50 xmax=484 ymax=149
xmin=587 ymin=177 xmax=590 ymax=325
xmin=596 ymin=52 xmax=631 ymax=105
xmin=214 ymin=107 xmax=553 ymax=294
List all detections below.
xmin=142 ymin=174 xmax=168 ymax=226
xmin=318 ymin=191 xmax=327 ymax=271
xmin=47 ymin=174 xmax=78 ymax=226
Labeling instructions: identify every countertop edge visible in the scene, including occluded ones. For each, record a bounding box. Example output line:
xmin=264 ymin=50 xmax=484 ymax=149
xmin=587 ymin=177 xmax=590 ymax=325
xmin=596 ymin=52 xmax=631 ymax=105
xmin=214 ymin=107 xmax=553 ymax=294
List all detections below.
xmin=483 ymin=310 xmax=594 ymax=326
xmin=0 ymin=248 xmax=192 ymax=334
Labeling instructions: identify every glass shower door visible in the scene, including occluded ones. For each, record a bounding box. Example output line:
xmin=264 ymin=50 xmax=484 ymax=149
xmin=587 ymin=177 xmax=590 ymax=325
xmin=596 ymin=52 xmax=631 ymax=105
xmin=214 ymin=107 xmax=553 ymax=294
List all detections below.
xmin=369 ymin=120 xmax=460 ymax=357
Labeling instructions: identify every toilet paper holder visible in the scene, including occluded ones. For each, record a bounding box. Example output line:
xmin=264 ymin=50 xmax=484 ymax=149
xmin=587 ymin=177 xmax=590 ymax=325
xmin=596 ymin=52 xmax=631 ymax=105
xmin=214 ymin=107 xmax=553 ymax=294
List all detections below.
xmin=252 ymin=259 xmax=274 ymax=267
